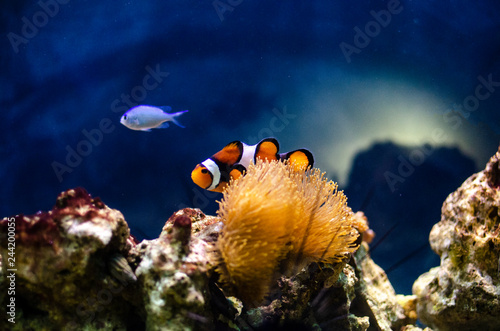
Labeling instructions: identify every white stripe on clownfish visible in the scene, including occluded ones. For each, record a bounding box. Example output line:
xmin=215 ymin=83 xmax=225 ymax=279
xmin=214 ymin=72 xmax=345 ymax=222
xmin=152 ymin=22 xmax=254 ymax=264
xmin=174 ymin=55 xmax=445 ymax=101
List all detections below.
xmin=202 ymin=158 xmax=221 ymax=191
xmin=238 ymin=143 xmax=257 ymax=170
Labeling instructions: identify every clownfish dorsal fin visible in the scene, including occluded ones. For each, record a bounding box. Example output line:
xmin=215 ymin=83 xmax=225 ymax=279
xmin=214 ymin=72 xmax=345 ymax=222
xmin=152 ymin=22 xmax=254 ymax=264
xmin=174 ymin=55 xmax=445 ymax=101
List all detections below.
xmin=212 ymin=141 xmax=243 ymax=165
xmin=280 ymin=149 xmax=314 ymax=171
xmin=229 ymin=164 xmax=246 ymax=181
xmin=255 ymin=137 xmax=280 ymax=162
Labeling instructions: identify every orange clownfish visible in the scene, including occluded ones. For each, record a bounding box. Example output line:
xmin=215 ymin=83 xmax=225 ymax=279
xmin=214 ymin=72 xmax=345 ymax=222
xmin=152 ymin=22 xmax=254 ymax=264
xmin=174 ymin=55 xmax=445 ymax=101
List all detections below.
xmin=191 ymin=137 xmax=314 ymax=192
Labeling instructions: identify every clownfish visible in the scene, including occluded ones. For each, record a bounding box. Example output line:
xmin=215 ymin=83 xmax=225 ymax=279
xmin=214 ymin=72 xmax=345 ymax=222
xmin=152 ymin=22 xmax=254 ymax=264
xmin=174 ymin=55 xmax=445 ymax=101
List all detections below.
xmin=191 ymin=138 xmax=314 ymax=192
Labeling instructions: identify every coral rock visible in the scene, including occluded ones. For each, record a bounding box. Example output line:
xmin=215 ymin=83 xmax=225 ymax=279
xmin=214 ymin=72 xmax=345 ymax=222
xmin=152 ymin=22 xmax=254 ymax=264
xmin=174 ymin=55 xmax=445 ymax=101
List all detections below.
xmin=413 ymin=146 xmax=500 ymax=330
xmin=352 ymin=243 xmax=410 ymax=330
xmin=131 ymin=208 xmax=216 ymax=330
xmin=0 ymin=188 xmax=139 ymax=330
xmin=0 ymin=195 xmax=220 ymax=331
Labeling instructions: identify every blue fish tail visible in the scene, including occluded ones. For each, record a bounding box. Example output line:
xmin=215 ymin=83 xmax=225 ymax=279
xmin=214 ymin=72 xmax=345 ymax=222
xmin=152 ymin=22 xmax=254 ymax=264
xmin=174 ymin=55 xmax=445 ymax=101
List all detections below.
xmin=171 ymin=110 xmax=188 ymax=128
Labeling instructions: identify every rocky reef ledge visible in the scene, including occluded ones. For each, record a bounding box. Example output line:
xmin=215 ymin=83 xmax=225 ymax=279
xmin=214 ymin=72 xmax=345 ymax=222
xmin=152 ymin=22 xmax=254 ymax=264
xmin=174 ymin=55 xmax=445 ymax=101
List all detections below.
xmin=0 ymin=187 xmax=424 ymax=330
xmin=413 ymin=145 xmax=500 ymax=331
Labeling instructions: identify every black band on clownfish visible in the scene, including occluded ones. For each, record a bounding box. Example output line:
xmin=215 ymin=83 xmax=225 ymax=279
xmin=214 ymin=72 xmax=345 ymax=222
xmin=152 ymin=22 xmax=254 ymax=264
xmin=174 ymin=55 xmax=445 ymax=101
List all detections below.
xmin=191 ymin=138 xmax=314 ymax=192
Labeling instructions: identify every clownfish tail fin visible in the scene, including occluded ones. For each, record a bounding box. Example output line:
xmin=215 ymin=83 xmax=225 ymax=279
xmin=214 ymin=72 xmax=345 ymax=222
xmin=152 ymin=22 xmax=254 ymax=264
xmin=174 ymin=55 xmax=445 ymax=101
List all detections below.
xmin=280 ymin=149 xmax=314 ymax=170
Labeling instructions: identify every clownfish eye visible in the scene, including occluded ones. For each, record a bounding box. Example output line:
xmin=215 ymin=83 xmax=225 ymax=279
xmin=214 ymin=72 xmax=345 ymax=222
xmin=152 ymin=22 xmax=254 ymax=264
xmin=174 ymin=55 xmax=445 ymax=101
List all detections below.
xmin=201 ymin=168 xmax=208 ymax=174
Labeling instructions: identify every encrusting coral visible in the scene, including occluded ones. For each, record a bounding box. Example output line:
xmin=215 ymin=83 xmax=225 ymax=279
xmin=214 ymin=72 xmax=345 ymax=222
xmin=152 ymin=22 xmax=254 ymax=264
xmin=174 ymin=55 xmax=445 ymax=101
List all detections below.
xmin=0 ymin=188 xmax=140 ymax=330
xmin=214 ymin=159 xmax=361 ymax=305
xmin=0 ymin=190 xmax=219 ymax=330
xmin=413 ymin=145 xmax=500 ymax=331
xmin=131 ymin=209 xmax=215 ymax=330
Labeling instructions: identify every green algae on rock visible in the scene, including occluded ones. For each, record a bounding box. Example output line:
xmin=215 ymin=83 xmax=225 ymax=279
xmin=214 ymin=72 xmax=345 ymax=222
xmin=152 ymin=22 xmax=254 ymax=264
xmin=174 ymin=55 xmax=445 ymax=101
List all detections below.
xmin=413 ymin=146 xmax=500 ymax=331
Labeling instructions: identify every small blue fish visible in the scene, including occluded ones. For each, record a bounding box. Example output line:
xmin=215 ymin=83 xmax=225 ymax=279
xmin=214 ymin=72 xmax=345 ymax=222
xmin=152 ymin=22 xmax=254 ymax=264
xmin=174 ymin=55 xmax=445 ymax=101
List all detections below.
xmin=120 ymin=105 xmax=188 ymax=131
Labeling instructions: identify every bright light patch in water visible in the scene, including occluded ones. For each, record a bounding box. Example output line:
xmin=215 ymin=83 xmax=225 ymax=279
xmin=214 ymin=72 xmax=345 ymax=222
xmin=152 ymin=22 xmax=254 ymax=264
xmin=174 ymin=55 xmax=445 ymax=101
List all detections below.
xmin=237 ymin=66 xmax=490 ymax=185
xmin=293 ymin=72 xmax=482 ymax=185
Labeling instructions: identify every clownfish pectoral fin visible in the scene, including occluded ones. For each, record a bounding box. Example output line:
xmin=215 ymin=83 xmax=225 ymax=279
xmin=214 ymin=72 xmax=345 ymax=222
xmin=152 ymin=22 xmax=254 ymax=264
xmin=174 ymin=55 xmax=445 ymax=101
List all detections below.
xmin=211 ymin=181 xmax=228 ymax=193
xmin=255 ymin=137 xmax=280 ymax=162
xmin=212 ymin=141 xmax=244 ymax=165
xmin=229 ymin=164 xmax=246 ymax=181
xmin=280 ymin=149 xmax=314 ymax=171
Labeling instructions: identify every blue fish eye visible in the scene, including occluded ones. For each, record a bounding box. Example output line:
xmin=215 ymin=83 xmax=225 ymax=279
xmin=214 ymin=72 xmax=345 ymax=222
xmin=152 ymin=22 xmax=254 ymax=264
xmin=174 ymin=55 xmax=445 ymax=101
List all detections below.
xmin=123 ymin=115 xmax=127 ymax=120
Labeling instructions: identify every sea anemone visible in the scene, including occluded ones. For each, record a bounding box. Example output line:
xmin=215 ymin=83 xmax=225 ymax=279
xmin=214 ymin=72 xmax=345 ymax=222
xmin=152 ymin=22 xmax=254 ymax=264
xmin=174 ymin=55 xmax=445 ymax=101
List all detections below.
xmin=214 ymin=160 xmax=360 ymax=305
